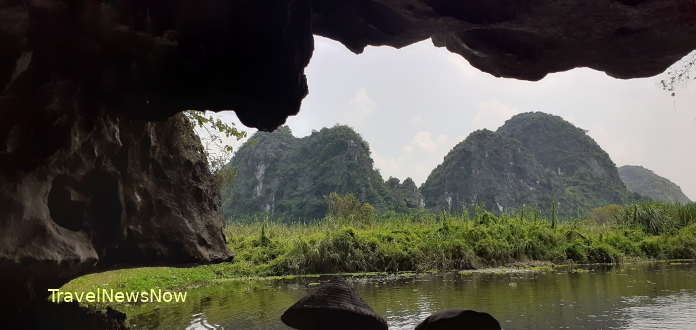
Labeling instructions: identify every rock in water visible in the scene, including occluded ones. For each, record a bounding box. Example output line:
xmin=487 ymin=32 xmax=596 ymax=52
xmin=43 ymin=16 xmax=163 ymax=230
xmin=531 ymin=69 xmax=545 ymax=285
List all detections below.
xmin=421 ymin=112 xmax=637 ymax=217
xmin=619 ymin=165 xmax=692 ymax=204
xmin=281 ymin=278 xmax=388 ymax=330
xmin=415 ymin=309 xmax=501 ymax=330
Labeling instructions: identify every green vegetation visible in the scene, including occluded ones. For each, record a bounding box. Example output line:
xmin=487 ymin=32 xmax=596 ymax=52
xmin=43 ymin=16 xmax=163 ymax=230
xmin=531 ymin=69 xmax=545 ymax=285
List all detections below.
xmin=183 ymin=110 xmax=246 ymax=186
xmin=221 ymin=125 xmax=421 ymax=221
xmin=63 ymin=202 xmax=696 ymax=297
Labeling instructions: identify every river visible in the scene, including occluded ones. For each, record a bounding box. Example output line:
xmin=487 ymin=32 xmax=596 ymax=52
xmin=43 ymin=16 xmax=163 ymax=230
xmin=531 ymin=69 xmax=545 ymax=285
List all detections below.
xmin=127 ymin=262 xmax=696 ymax=329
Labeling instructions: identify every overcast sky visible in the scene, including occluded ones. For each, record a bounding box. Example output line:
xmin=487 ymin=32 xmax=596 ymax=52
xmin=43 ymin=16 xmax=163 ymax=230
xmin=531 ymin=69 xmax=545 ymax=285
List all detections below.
xmin=215 ymin=36 xmax=696 ymax=200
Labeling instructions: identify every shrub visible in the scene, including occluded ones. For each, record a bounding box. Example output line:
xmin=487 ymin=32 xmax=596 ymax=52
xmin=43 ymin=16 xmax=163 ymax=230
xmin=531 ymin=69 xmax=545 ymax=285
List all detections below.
xmin=619 ymin=202 xmax=677 ymax=235
xmin=588 ymin=242 xmax=622 ymax=263
xmin=564 ymin=240 xmax=588 ymax=263
xmin=640 ymin=237 xmax=664 ymax=258
xmin=590 ymin=204 xmax=624 ymax=225
xmin=325 ymin=192 xmax=377 ymax=224
xmin=665 ymin=223 xmax=696 ymax=259
xmin=676 ymin=203 xmax=696 ymax=227
xmin=603 ymin=230 xmax=642 ymax=256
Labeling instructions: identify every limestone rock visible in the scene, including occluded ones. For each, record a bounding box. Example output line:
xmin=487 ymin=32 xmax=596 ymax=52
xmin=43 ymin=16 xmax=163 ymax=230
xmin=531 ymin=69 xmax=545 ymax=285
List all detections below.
xmin=619 ymin=165 xmax=692 ymax=204
xmin=3 ymin=1 xmax=696 ymax=130
xmin=222 ymin=126 xmax=420 ymax=220
xmin=421 ymin=112 xmax=637 ymax=217
xmin=0 ymin=104 xmax=230 ymax=324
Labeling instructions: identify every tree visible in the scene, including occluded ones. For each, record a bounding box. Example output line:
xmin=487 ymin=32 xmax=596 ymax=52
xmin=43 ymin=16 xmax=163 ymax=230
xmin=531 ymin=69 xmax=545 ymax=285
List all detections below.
xmin=183 ymin=110 xmax=247 ymax=187
xmin=325 ymin=192 xmax=376 ymax=223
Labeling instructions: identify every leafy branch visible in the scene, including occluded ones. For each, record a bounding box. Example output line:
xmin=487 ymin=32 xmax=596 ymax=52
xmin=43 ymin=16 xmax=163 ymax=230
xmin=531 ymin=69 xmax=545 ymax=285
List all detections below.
xmin=183 ymin=110 xmax=247 ymax=187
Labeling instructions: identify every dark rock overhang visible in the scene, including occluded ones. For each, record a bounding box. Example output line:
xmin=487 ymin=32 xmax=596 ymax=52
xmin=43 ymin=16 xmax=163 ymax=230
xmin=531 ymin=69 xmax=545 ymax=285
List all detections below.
xmin=2 ymin=0 xmax=695 ymax=131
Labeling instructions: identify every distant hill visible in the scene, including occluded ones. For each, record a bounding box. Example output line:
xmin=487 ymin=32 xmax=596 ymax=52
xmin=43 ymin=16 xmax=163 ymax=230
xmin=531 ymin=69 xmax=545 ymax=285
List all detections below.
xmin=221 ymin=125 xmax=422 ymax=220
xmin=618 ymin=165 xmax=691 ymax=204
xmin=420 ymin=112 xmax=640 ymax=217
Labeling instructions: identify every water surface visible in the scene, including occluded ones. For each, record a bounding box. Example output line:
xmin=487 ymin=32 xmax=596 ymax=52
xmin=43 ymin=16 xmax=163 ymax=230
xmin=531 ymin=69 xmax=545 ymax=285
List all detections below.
xmin=127 ymin=262 xmax=696 ymax=330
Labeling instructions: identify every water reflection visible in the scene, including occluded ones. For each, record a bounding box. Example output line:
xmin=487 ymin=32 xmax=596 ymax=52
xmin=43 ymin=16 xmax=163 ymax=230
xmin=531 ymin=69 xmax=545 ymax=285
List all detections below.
xmin=186 ymin=313 xmax=222 ymax=330
xmin=619 ymin=291 xmax=696 ymax=330
xmin=127 ymin=262 xmax=696 ymax=330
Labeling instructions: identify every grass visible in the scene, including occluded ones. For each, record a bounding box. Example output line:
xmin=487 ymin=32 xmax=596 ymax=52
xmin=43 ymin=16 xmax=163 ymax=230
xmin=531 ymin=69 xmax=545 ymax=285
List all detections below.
xmin=62 ymin=202 xmax=696 ymax=300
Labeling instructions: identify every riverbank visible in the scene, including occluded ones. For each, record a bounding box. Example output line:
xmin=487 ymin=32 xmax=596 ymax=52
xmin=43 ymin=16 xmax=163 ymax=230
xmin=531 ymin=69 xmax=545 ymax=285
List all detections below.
xmin=63 ymin=210 xmax=696 ymax=300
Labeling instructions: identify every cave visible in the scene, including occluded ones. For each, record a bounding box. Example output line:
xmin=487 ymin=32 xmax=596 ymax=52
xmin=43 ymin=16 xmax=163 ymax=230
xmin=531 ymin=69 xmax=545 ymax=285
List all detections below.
xmin=2 ymin=0 xmax=696 ymax=328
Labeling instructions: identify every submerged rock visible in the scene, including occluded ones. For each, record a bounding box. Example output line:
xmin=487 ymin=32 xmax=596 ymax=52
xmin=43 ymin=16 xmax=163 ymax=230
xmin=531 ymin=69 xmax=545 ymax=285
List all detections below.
xmin=415 ymin=309 xmax=501 ymax=330
xmin=281 ymin=279 xmax=388 ymax=330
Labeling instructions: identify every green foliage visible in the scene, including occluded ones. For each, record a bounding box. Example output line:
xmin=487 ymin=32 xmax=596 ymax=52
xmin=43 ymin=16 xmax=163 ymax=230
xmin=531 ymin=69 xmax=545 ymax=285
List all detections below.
xmin=221 ymin=125 xmax=419 ymax=221
xmin=587 ymin=243 xmax=623 ymax=264
xmin=666 ymin=223 xmax=696 ymax=259
xmin=564 ymin=240 xmax=589 ymax=263
xmin=226 ymin=204 xmax=696 ymax=275
xmin=589 ymin=204 xmax=624 ymax=225
xmin=183 ymin=110 xmax=246 ymax=187
xmin=676 ymin=203 xmax=696 ymax=226
xmin=63 ymin=203 xmax=696 ymax=298
xmin=615 ymin=201 xmax=696 ymax=235
xmin=325 ymin=192 xmax=377 ymax=224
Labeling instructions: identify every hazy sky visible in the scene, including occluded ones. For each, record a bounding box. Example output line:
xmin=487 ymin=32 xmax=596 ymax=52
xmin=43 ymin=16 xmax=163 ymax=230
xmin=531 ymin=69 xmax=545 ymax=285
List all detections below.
xmin=215 ymin=36 xmax=696 ymax=200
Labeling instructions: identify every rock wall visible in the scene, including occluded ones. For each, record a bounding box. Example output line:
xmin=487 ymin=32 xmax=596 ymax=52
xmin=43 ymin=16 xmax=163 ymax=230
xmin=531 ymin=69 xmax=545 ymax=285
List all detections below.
xmin=0 ymin=100 xmax=230 ymax=325
xmin=3 ymin=1 xmax=696 ymax=131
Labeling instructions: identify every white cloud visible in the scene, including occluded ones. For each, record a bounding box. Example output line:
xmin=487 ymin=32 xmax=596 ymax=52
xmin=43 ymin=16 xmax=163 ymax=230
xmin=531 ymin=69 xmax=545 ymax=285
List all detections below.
xmin=412 ymin=131 xmax=437 ymax=153
xmin=410 ymin=131 xmax=454 ymax=154
xmin=342 ymin=87 xmax=376 ymax=126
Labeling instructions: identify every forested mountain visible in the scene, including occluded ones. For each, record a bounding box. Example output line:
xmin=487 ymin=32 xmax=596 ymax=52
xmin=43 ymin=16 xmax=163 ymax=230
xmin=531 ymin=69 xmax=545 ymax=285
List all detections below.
xmin=420 ymin=112 xmax=640 ymax=217
xmin=221 ymin=126 xmax=422 ymax=220
xmin=222 ymin=113 xmax=663 ymax=220
xmin=619 ymin=165 xmax=691 ymax=204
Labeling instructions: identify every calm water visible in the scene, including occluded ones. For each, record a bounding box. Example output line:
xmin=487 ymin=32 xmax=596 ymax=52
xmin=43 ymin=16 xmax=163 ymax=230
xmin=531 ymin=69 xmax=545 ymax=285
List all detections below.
xmin=128 ymin=262 xmax=696 ymax=330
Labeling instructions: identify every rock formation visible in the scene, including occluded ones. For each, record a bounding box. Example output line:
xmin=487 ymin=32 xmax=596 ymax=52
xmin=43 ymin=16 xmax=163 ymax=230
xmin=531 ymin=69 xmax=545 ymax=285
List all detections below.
xmin=2 ymin=0 xmax=696 ymax=328
xmin=619 ymin=165 xmax=692 ymax=204
xmin=421 ymin=112 xmax=638 ymax=217
xmin=386 ymin=177 xmax=425 ymax=209
xmin=0 ymin=110 xmax=231 ymax=326
xmin=222 ymin=126 xmax=420 ymax=220
xmin=2 ymin=1 xmax=696 ymax=130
